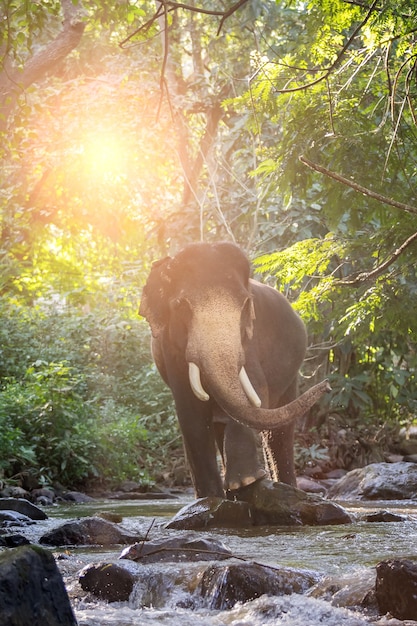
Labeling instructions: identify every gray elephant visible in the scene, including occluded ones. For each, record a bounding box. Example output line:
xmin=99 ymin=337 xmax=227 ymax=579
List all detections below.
xmin=139 ymin=242 xmax=329 ymax=498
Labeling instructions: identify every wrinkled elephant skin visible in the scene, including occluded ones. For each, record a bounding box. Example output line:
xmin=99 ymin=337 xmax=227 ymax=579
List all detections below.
xmin=139 ymin=242 xmax=329 ymax=498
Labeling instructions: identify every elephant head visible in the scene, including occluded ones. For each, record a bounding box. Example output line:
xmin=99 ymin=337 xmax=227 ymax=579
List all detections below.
xmin=139 ymin=242 xmax=329 ymax=431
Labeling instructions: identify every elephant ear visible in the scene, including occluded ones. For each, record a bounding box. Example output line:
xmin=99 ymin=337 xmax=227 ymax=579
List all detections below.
xmin=139 ymin=257 xmax=172 ymax=338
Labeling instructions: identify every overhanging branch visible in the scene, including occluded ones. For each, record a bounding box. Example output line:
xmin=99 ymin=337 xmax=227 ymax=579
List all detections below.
xmin=299 ymin=155 xmax=417 ymax=216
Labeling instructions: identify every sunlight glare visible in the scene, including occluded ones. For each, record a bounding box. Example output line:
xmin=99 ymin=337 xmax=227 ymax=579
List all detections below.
xmin=79 ymin=130 xmax=130 ymax=182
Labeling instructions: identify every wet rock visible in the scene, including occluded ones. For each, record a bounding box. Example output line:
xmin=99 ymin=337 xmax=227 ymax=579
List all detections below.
xmin=296 ymin=476 xmax=327 ymax=495
xmin=0 ymin=544 xmax=77 ymax=625
xmin=0 ymin=486 xmax=29 ymax=499
xmin=310 ymin=568 xmax=377 ymax=611
xmin=364 ymin=510 xmax=407 ymax=523
xmin=97 ymin=510 xmax=123 ymax=523
xmin=120 ymin=534 xmax=232 ymax=563
xmin=199 ymin=562 xmax=319 ymax=610
xmin=59 ymin=490 xmax=95 ymax=503
xmin=238 ymin=480 xmax=351 ymax=526
xmin=0 ymin=497 xmax=48 ymax=520
xmin=31 ymin=487 xmax=55 ymax=506
xmin=40 ymin=516 xmax=143 ymax=546
xmin=0 ymin=534 xmax=30 ymax=547
xmin=79 ymin=561 xmax=138 ymax=602
xmin=375 ymin=559 xmax=417 ymax=620
xmin=0 ymin=510 xmax=35 ymax=526
xmin=166 ymin=497 xmax=251 ymax=529
xmin=166 ymin=482 xmax=351 ymax=528
xmin=328 ymin=462 xmax=417 ymax=501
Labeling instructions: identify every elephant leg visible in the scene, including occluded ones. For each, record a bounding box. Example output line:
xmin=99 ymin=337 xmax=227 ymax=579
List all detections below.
xmin=175 ymin=397 xmax=224 ymax=498
xmin=263 ymin=381 xmax=298 ymax=486
xmin=263 ymin=422 xmax=296 ymax=486
xmin=223 ymin=419 xmax=266 ymax=492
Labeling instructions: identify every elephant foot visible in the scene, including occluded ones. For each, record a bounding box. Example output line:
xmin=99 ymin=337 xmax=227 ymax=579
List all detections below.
xmin=225 ymin=468 xmax=267 ymax=493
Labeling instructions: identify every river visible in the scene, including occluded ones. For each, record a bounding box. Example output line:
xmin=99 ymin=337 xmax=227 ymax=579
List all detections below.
xmin=22 ymin=496 xmax=417 ymax=625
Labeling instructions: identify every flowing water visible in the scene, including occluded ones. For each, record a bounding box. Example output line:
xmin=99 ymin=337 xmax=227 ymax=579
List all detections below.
xmin=23 ymin=497 xmax=417 ymax=625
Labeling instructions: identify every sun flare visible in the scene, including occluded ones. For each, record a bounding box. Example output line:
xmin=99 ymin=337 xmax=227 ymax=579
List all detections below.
xmin=79 ymin=130 xmax=130 ymax=182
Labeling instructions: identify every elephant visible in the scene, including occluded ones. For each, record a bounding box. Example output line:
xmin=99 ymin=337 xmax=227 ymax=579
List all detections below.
xmin=139 ymin=242 xmax=329 ymax=498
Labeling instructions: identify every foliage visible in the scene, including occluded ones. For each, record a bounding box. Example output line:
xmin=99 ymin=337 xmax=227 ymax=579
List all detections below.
xmin=0 ymin=300 xmax=180 ymax=488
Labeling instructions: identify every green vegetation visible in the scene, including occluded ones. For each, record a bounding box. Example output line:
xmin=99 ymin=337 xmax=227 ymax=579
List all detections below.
xmin=0 ymin=0 xmax=416 ymax=488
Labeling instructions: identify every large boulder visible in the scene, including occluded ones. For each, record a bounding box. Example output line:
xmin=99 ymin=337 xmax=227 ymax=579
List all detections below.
xmin=375 ymin=559 xmax=417 ymax=620
xmin=328 ymin=462 xmax=417 ymax=501
xmin=167 ymin=481 xmax=351 ymax=529
xmin=40 ymin=516 xmax=143 ymax=546
xmin=0 ymin=545 xmax=77 ymax=625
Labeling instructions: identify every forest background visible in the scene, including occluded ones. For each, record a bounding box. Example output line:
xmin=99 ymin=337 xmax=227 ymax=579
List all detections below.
xmin=0 ymin=0 xmax=416 ymax=490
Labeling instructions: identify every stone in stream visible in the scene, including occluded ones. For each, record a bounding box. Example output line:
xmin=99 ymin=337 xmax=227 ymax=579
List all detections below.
xmin=166 ymin=480 xmax=351 ymax=529
xmin=375 ymin=559 xmax=417 ymax=620
xmin=199 ymin=562 xmax=320 ymax=610
xmin=166 ymin=497 xmax=252 ymax=529
xmin=79 ymin=561 xmax=138 ymax=602
xmin=40 ymin=516 xmax=143 ymax=546
xmin=0 ymin=497 xmax=48 ymax=520
xmin=120 ymin=534 xmax=233 ymax=563
xmin=327 ymin=461 xmax=417 ymax=501
xmin=0 ymin=544 xmax=77 ymax=625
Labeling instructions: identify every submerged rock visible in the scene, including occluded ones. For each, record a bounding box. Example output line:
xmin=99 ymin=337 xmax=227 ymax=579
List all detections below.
xmin=40 ymin=516 xmax=143 ymax=546
xmin=225 ymin=593 xmax=371 ymax=625
xmin=375 ymin=559 xmax=417 ymax=620
xmin=328 ymin=462 xmax=417 ymax=501
xmin=0 ymin=544 xmax=77 ymax=625
xmin=167 ymin=481 xmax=351 ymax=529
xmin=199 ymin=562 xmax=319 ymax=610
xmin=120 ymin=534 xmax=232 ymax=563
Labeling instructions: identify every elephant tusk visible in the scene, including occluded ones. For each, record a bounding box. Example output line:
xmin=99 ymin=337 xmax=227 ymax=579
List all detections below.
xmin=239 ymin=367 xmax=262 ymax=408
xmin=188 ymin=362 xmax=210 ymax=402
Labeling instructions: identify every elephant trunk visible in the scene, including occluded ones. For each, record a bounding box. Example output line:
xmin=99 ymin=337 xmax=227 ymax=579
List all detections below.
xmin=188 ymin=361 xmax=330 ymax=431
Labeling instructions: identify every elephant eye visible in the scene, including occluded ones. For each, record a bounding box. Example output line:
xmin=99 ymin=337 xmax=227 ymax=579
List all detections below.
xmin=170 ymin=297 xmax=192 ymax=319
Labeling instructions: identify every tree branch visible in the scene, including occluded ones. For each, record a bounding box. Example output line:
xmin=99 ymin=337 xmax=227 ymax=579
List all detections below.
xmin=0 ymin=0 xmax=86 ymax=127
xmin=339 ymin=230 xmax=417 ymax=285
xmin=259 ymin=0 xmax=379 ymax=95
xmin=119 ymin=0 xmax=249 ymax=48
xmin=299 ymin=155 xmax=417 ymax=216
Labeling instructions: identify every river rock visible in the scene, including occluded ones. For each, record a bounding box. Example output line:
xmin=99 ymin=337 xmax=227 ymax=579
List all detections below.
xmin=242 ymin=479 xmax=351 ymax=525
xmin=199 ymin=562 xmax=319 ymax=609
xmin=0 ymin=534 xmax=30 ymax=547
xmin=0 ymin=544 xmax=77 ymax=625
xmin=166 ymin=482 xmax=351 ymax=528
xmin=79 ymin=561 xmax=138 ymax=602
xmin=0 ymin=497 xmax=48 ymax=520
xmin=166 ymin=497 xmax=252 ymax=529
xmin=328 ymin=462 xmax=417 ymax=501
xmin=120 ymin=534 xmax=232 ymax=563
xmin=40 ymin=516 xmax=143 ymax=546
xmin=0 ymin=510 xmax=37 ymax=526
xmin=375 ymin=559 xmax=417 ymax=620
